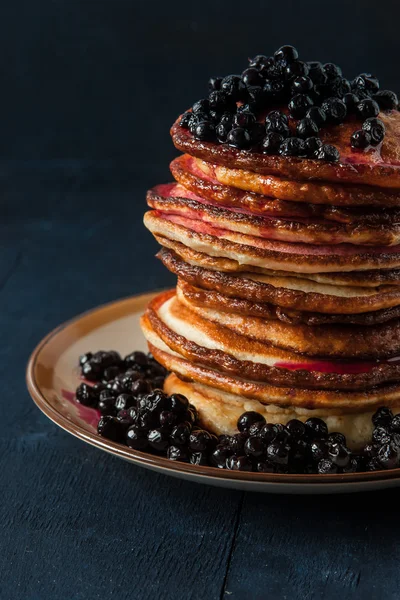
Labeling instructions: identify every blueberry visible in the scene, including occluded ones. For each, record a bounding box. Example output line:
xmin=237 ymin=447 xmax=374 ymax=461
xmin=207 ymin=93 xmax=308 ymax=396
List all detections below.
xmin=250 ymin=122 xmax=266 ymax=145
xmin=167 ymin=393 xmax=188 ymax=414
xmin=263 ymin=79 xmax=286 ymax=101
xmin=246 ymin=85 xmax=266 ymax=108
xmin=261 ymin=132 xmax=283 ymax=154
xmin=286 ymin=419 xmax=306 ymax=439
xmin=317 ymin=459 xmax=338 ymax=474
xmin=353 ymin=73 xmax=380 ymax=93
xmin=342 ymin=93 xmax=360 ymax=112
xmin=244 ymin=436 xmax=265 ymax=458
xmin=328 ymin=432 xmax=346 ymax=445
xmin=189 ymin=429 xmax=212 ymax=452
xmin=126 ymin=425 xmax=148 ymax=449
xmin=266 ymin=110 xmax=289 ymax=125
xmin=98 ymin=396 xmax=117 ymax=416
xmin=362 ymin=117 xmax=385 ymax=146
xmin=115 ymin=393 xmax=136 ymax=411
xmin=321 ymin=98 xmax=347 ymax=123
xmin=79 ymin=352 xmax=93 ymax=366
xmin=279 ymin=137 xmax=305 ymax=157
xmin=309 ymin=439 xmax=328 ymax=463
xmin=225 ymin=433 xmax=248 ymax=455
xmin=288 ymin=94 xmax=313 ymax=119
xmin=237 ymin=411 xmax=266 ymax=433
xmin=97 ymin=415 xmax=124 ymax=442
xmin=147 ymin=428 xmax=169 ymax=451
xmin=373 ymin=90 xmax=398 ymax=111
xmin=272 ymin=424 xmax=291 ymax=442
xmin=193 ymin=121 xmax=215 ymax=141
xmin=190 ymin=451 xmax=208 ymax=465
xmin=363 ymin=443 xmax=378 ymax=458
xmin=351 ymin=129 xmax=371 ymax=149
xmin=192 ymin=99 xmax=210 ymax=114
xmin=258 ymin=423 xmax=277 ymax=444
xmin=159 ymin=410 xmax=177 ymax=429
xmin=274 ymin=45 xmax=298 ymax=64
xmin=391 ymin=414 xmax=400 ymax=433
xmin=208 ymin=76 xmax=222 ymax=92
xmin=336 ymin=78 xmax=351 ymax=96
xmin=356 ymin=99 xmax=380 ymax=119
xmin=248 ymin=54 xmax=270 ymax=69
xmin=296 ymin=117 xmax=319 ymax=139
xmin=125 ymin=351 xmax=147 ymax=368
xmin=117 ymin=407 xmax=137 ymax=427
xmin=266 ymin=441 xmax=290 ymax=466
xmin=131 ymin=379 xmax=152 ymax=396
xmin=170 ymin=423 xmax=191 ymax=446
xmin=323 ymin=63 xmax=342 ymax=79
xmin=216 ymin=122 xmax=230 ymax=142
xmin=327 ymin=442 xmax=351 ymax=468
xmin=209 ymin=90 xmax=232 ymax=112
xmin=210 ymin=445 xmax=231 ymax=468
xmin=292 ymin=76 xmax=313 ymax=94
xmin=303 ymin=136 xmax=323 ymax=157
xmin=136 ymin=409 xmax=154 ymax=432
xmin=307 ymin=61 xmax=327 ymax=84
xmin=372 ymin=407 xmax=393 ymax=427
xmin=256 ymin=460 xmax=274 ymax=473
xmin=306 ymin=106 xmax=326 ymax=127
xmin=248 ymin=421 xmax=266 ymax=437
xmin=366 ymin=457 xmax=382 ymax=471
xmin=226 ymin=455 xmax=252 ymax=471
xmin=242 ymin=67 xmax=263 ymax=87
xmin=377 ymin=442 xmax=400 ymax=469
xmin=76 ymin=383 xmax=98 ymax=407
xmin=290 ymin=439 xmax=308 ymax=464
xmin=167 ymin=445 xmax=188 ymax=461
xmin=315 ymin=144 xmax=340 ymax=162
xmin=342 ymin=457 xmax=362 ymax=473
xmin=372 ymin=426 xmax=391 ymax=445
xmin=285 ymin=60 xmax=309 ymax=79
xmin=82 ymin=360 xmax=103 ymax=381
xmin=220 ymin=75 xmax=247 ymax=101
xmin=233 ymin=111 xmax=256 ymax=128
xmin=266 ymin=119 xmax=290 ymax=138
xmin=226 ymin=127 xmax=252 ymax=149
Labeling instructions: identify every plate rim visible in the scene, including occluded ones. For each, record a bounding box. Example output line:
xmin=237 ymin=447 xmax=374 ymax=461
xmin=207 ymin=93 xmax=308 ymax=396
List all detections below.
xmin=26 ymin=290 xmax=400 ymax=487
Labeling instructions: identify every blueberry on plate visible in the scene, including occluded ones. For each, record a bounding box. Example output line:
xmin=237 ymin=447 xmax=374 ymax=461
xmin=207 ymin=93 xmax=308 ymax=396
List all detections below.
xmin=237 ymin=411 xmax=266 ymax=433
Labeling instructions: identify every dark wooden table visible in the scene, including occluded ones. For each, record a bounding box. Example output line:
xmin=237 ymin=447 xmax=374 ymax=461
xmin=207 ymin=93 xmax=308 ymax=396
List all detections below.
xmin=1 ymin=161 xmax=399 ymax=600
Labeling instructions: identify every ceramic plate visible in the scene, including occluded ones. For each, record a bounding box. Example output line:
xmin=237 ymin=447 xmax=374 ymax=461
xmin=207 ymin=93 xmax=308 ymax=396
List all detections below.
xmin=26 ymin=290 xmax=400 ymax=494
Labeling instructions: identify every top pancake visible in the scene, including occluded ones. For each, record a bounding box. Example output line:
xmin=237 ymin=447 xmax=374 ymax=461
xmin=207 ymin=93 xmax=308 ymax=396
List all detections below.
xmin=171 ymin=109 xmax=400 ymax=189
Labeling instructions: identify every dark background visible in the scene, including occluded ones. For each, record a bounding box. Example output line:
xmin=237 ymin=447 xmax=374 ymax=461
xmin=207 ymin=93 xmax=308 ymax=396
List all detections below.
xmin=2 ymin=1 xmax=400 ymax=599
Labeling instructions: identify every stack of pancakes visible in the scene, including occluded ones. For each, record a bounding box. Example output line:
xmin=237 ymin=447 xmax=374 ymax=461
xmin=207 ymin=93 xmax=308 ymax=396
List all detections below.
xmin=141 ymin=109 xmax=400 ymax=449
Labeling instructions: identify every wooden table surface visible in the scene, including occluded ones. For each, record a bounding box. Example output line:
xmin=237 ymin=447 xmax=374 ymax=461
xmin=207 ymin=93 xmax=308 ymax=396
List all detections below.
xmin=1 ymin=161 xmax=399 ymax=600
xmin=2 ymin=1 xmax=400 ymax=597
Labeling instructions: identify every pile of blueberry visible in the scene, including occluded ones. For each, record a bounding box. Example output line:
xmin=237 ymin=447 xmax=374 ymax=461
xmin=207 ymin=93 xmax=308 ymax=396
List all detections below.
xmin=179 ymin=44 xmax=399 ymax=161
xmin=75 ymin=350 xmax=400 ymax=474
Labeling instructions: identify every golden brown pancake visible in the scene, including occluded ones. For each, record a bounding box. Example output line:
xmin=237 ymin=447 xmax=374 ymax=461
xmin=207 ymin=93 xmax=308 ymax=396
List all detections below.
xmin=148 ymin=185 xmax=400 ymax=246
xmin=164 ymin=374 xmax=400 ymax=450
xmin=171 ymin=110 xmax=400 ymax=188
xmin=177 ymin=283 xmax=400 ymax=359
xmin=155 ymin=235 xmax=400 ymax=288
xmin=196 ymin=159 xmax=400 ymax=208
xmin=144 ymin=210 xmax=400 ymax=273
xmin=158 ymin=248 xmax=400 ymax=314
xmin=177 ymin=279 xmax=400 ymax=326
xmin=142 ymin=318 xmax=400 ymax=410
xmin=143 ymin=291 xmax=400 ymax=391
xmin=171 ymin=154 xmax=400 ymax=221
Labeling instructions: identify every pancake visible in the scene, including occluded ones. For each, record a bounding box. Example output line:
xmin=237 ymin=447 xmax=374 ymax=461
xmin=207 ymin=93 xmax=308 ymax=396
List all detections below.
xmin=148 ymin=185 xmax=400 ymax=246
xmin=158 ymin=248 xmax=400 ymax=314
xmin=177 ymin=283 xmax=400 ymax=359
xmin=171 ymin=154 xmax=400 ymax=223
xmin=171 ymin=109 xmax=400 ymax=189
xmin=196 ymin=158 xmax=400 ymax=208
xmin=144 ymin=210 xmax=400 ymax=273
xmin=177 ymin=279 xmax=400 ymax=327
xmin=164 ymin=374 xmax=400 ymax=450
xmin=144 ymin=291 xmax=400 ymax=391
xmin=142 ymin=317 xmax=400 ymax=410
xmin=155 ymin=235 xmax=400 ymax=288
